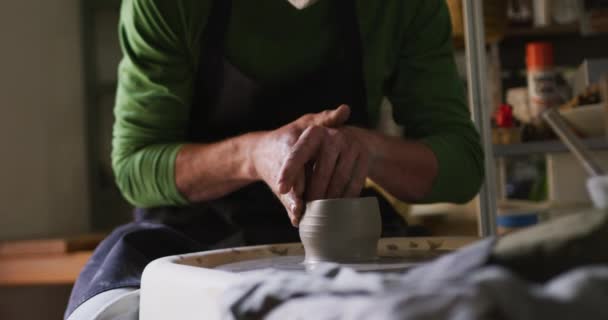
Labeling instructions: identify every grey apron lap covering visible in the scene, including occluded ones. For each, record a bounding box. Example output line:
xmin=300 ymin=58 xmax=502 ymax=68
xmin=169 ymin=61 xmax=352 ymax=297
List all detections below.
xmin=65 ymin=0 xmax=408 ymax=318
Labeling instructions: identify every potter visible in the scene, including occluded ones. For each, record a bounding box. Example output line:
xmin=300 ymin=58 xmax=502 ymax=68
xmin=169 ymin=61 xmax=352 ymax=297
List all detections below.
xmin=65 ymin=1 xmax=484 ymax=318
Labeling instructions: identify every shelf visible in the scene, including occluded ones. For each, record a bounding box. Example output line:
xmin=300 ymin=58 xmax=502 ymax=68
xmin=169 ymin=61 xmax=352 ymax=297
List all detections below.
xmin=505 ymin=23 xmax=580 ymax=38
xmin=493 ymin=137 xmax=608 ymax=157
xmin=0 ymin=251 xmax=92 ymax=285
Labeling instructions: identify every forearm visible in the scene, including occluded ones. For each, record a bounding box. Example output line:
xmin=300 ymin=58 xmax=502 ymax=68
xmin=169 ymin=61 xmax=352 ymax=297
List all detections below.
xmin=349 ymin=127 xmax=438 ymax=202
xmin=175 ymin=132 xmax=262 ymax=203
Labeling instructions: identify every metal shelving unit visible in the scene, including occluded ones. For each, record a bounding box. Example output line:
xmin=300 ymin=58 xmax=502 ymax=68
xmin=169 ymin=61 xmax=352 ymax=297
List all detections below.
xmin=494 ymin=138 xmax=608 ymax=157
xmin=466 ymin=2 xmax=608 ymax=235
xmin=463 ymin=0 xmax=498 ymax=236
xmin=505 ymin=23 xmax=580 ymax=37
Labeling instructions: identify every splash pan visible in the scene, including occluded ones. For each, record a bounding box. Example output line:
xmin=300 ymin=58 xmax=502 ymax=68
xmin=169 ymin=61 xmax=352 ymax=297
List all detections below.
xmin=140 ymin=237 xmax=477 ymax=320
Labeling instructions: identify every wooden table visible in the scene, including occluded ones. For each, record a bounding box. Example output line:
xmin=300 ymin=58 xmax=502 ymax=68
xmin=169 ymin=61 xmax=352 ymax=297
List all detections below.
xmin=0 ymin=251 xmax=92 ymax=285
xmin=0 ymin=235 xmax=102 ymax=286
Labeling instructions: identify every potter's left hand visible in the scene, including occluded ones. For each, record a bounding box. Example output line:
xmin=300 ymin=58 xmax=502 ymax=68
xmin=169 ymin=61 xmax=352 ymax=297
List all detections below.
xmin=278 ymin=126 xmax=372 ymax=201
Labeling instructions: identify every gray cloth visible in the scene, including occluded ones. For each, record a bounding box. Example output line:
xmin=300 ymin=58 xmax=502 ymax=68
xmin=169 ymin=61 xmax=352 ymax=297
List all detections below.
xmin=492 ymin=208 xmax=608 ymax=282
xmin=222 ymin=239 xmax=608 ymax=320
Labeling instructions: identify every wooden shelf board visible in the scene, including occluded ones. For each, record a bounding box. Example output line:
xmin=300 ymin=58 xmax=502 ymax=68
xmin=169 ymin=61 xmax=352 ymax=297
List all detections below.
xmin=0 ymin=252 xmax=92 ymax=286
xmin=0 ymin=234 xmax=104 ymax=257
xmin=505 ymin=23 xmax=580 ymax=37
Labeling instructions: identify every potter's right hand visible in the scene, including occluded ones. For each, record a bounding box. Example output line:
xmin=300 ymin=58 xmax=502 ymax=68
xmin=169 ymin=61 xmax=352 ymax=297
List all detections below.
xmin=251 ymin=105 xmax=351 ymax=226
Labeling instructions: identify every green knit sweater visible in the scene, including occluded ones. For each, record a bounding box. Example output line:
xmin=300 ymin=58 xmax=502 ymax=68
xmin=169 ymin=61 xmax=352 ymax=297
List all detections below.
xmin=112 ymin=0 xmax=484 ymax=207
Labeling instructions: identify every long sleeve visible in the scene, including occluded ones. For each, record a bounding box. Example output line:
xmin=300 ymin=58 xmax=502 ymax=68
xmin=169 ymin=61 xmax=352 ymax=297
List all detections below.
xmin=386 ymin=0 xmax=484 ymax=203
xmin=112 ymin=0 xmax=206 ymax=207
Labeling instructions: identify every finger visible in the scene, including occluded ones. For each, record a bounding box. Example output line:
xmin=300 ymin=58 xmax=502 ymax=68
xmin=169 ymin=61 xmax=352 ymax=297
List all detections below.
xmin=325 ymin=143 xmax=358 ymax=199
xmin=306 ymin=134 xmax=341 ymax=201
xmin=315 ymin=104 xmax=351 ymax=127
xmin=290 ymin=195 xmax=305 ymax=227
xmin=294 ymin=171 xmax=306 ymax=198
xmin=279 ymin=191 xmax=304 ymax=227
xmin=293 ymin=165 xmax=313 ymax=226
xmin=344 ymin=151 xmax=370 ymax=198
xmin=292 ymin=171 xmax=307 ymax=225
xmin=277 ymin=126 xmax=325 ymax=194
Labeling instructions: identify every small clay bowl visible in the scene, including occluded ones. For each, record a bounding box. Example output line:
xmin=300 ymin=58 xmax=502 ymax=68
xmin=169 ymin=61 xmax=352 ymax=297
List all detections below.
xmin=299 ymin=197 xmax=381 ymax=264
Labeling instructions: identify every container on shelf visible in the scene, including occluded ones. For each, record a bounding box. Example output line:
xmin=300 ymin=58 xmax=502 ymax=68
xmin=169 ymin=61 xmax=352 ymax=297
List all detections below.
xmin=552 ymin=0 xmax=582 ymax=25
xmin=573 ymin=59 xmax=608 ymax=96
xmin=507 ymin=0 xmax=534 ymax=27
xmin=493 ymin=104 xmax=523 ymax=145
xmin=532 ymin=0 xmax=552 ymax=27
xmin=560 ymin=103 xmax=606 ymax=137
xmin=493 ymin=128 xmax=523 ymax=145
xmin=507 ymin=87 xmax=533 ymax=124
xmin=497 ymin=201 xmax=546 ymax=235
xmin=526 ymin=42 xmax=562 ymax=121
xmin=497 ymin=212 xmax=539 ymax=235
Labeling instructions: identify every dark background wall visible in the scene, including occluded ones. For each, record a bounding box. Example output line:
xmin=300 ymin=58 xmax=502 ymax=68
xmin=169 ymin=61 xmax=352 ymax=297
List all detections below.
xmin=0 ymin=286 xmax=72 ymax=320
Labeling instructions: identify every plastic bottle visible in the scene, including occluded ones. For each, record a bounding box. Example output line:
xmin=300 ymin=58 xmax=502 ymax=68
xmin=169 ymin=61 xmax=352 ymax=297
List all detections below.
xmin=526 ymin=42 xmax=561 ymax=121
xmin=532 ymin=0 xmax=551 ymax=26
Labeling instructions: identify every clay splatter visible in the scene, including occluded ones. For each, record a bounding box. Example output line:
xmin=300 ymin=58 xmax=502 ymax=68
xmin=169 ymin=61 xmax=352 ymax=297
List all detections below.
xmin=427 ymin=240 xmax=443 ymax=251
xmin=269 ymin=247 xmax=289 ymax=256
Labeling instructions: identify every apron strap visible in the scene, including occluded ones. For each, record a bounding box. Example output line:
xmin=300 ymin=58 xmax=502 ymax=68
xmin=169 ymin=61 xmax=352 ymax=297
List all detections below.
xmin=334 ymin=0 xmax=369 ymax=125
xmin=189 ymin=0 xmax=233 ymax=138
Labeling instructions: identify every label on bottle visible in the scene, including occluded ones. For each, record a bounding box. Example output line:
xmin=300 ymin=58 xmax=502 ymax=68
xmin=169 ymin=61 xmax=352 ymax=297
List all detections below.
xmin=527 ymin=69 xmax=561 ymax=119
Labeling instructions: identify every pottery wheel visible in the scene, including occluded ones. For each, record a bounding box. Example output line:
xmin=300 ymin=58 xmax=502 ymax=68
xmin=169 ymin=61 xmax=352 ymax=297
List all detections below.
xmin=215 ymin=253 xmax=442 ymax=273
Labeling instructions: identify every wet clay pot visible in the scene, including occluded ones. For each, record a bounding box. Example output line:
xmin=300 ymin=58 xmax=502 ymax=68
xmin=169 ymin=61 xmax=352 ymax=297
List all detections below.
xmin=299 ymin=197 xmax=381 ymax=264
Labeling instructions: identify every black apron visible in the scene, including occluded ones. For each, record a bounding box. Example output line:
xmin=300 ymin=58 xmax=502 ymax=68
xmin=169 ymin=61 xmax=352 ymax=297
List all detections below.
xmin=65 ymin=0 xmax=407 ymax=317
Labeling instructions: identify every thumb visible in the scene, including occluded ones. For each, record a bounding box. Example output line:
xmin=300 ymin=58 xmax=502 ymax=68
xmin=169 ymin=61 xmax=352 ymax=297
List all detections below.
xmin=316 ymin=104 xmax=351 ymax=127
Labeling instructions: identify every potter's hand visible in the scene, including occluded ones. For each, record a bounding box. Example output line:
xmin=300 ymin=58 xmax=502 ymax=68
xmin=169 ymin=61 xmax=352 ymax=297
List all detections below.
xmin=252 ymin=105 xmax=351 ymax=226
xmin=278 ymin=125 xmax=371 ymax=202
